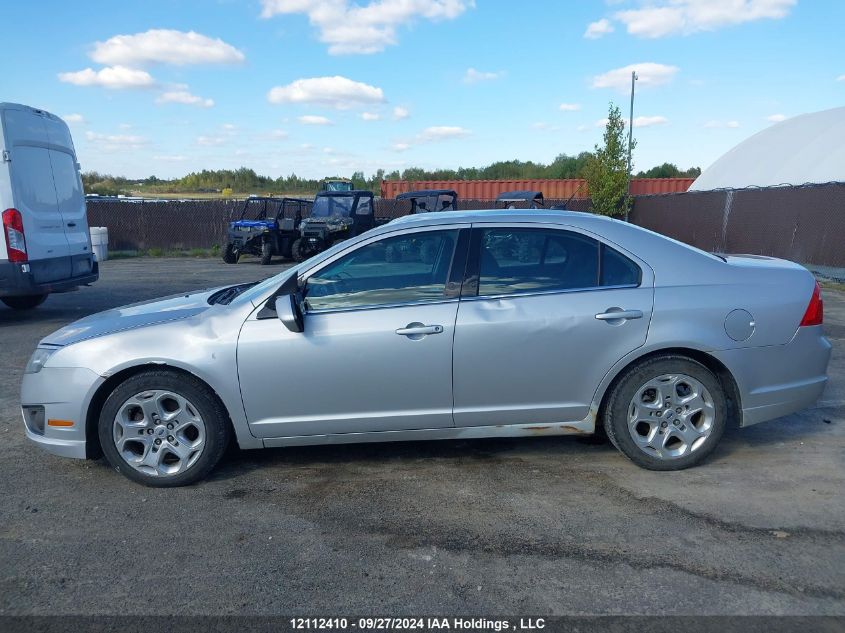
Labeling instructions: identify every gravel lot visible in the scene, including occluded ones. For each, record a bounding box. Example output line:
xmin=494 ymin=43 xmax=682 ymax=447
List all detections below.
xmin=1 ymin=257 xmax=843 ymax=616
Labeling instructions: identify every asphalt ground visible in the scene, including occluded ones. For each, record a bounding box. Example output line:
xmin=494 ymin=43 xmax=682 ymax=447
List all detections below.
xmin=0 ymin=257 xmax=843 ymax=616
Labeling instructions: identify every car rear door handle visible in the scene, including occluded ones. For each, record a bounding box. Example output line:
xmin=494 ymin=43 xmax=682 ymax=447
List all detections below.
xmin=395 ymin=324 xmax=444 ymax=336
xmin=595 ymin=309 xmax=643 ymax=321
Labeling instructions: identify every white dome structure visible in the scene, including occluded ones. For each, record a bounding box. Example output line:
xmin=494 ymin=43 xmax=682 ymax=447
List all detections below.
xmin=690 ymin=106 xmax=845 ymax=191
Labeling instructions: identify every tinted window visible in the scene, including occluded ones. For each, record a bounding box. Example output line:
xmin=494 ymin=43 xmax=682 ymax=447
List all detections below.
xmin=49 ymin=150 xmax=83 ymax=212
xmin=305 ymin=230 xmax=458 ymax=311
xmin=601 ymin=246 xmax=640 ymax=286
xmin=477 ymin=228 xmax=599 ymax=296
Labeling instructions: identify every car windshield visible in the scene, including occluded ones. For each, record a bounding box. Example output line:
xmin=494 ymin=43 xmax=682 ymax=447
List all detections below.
xmin=323 ymin=181 xmax=352 ymax=192
xmin=311 ymin=195 xmax=355 ymax=218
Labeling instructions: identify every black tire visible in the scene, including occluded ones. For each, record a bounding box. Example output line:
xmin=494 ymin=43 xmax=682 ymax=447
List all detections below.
xmin=1 ymin=294 xmax=48 ymax=310
xmin=602 ymin=355 xmax=728 ymax=471
xmin=291 ymin=238 xmax=307 ymax=262
xmin=260 ymin=241 xmax=273 ymax=265
xmin=280 ymin=239 xmax=294 ymax=260
xmin=222 ymin=244 xmax=238 ymax=264
xmin=98 ymin=370 xmax=232 ymax=487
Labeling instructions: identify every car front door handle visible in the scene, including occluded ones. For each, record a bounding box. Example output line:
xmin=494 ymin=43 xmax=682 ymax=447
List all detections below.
xmin=395 ymin=323 xmax=444 ymax=337
xmin=595 ymin=309 xmax=643 ymax=321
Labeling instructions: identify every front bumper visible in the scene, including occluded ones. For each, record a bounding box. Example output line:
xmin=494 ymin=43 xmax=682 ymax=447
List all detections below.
xmin=711 ymin=325 xmax=832 ymax=427
xmin=0 ymin=256 xmax=98 ymax=298
xmin=21 ymin=366 xmax=104 ymax=459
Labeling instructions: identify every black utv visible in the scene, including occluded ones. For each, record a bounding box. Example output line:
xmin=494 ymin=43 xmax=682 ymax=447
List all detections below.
xmin=396 ymin=189 xmax=458 ymax=214
xmin=223 ymin=197 xmax=311 ymax=265
xmin=495 ymin=190 xmax=545 ymax=209
xmin=292 ymin=190 xmax=375 ymax=261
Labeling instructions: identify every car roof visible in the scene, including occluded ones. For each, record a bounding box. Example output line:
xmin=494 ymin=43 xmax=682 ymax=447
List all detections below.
xmin=396 ymin=189 xmax=458 ymax=200
xmin=388 ymin=209 xmax=606 ymax=228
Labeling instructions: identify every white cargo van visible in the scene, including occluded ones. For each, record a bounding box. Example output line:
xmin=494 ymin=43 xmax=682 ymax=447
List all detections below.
xmin=0 ymin=103 xmax=98 ymax=309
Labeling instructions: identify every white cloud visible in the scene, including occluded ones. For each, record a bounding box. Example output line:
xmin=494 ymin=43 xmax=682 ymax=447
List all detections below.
xmin=156 ymin=89 xmax=214 ymax=108
xmin=269 ymin=129 xmax=289 ymax=139
xmin=703 ymin=119 xmax=741 ymax=128
xmin=267 ymin=76 xmax=385 ymax=109
xmin=532 ymin=122 xmax=560 ymax=131
xmin=591 ymin=62 xmax=679 ymax=92
xmin=393 ymin=106 xmax=410 ymax=120
xmin=767 ymin=113 xmax=787 ymax=122
xmin=58 ymin=66 xmax=155 ymax=89
xmin=584 ymin=18 xmax=614 ymax=39
xmin=361 ymin=111 xmax=381 ymax=121
xmin=836 ymin=74 xmax=845 ymax=82
xmin=298 ymin=115 xmax=333 ymax=125
xmin=633 ymin=115 xmax=669 ymax=127
xmin=153 ymin=155 xmax=188 ymax=161
xmin=558 ymin=103 xmax=581 ymax=111
xmin=63 ymin=113 xmax=85 ymax=125
xmin=392 ymin=142 xmax=411 ymax=152
xmin=90 ymin=29 xmax=245 ymax=66
xmin=85 ymin=131 xmax=148 ymax=151
xmin=614 ymin=0 xmax=796 ymax=38
xmin=595 ymin=118 xmax=609 ymax=128
xmin=418 ymin=126 xmax=471 ymax=142
xmin=196 ymin=135 xmax=227 ymax=146
xmin=260 ymin=0 xmax=473 ymax=55
xmin=464 ymin=68 xmax=502 ymax=84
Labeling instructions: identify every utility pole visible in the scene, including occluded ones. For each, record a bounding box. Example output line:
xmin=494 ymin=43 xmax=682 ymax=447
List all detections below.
xmin=626 ymin=70 xmax=638 ymax=221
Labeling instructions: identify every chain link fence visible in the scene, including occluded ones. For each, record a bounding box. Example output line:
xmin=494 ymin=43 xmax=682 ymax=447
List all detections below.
xmin=87 ymin=183 xmax=844 ymax=266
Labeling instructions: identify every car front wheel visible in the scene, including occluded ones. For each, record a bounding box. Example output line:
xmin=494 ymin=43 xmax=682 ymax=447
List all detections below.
xmin=603 ymin=355 xmax=728 ymax=470
xmin=98 ymin=370 xmax=231 ymax=487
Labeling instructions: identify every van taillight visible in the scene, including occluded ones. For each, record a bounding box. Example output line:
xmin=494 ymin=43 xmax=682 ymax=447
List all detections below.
xmin=799 ymin=281 xmax=823 ymax=327
xmin=3 ymin=208 xmax=27 ymax=263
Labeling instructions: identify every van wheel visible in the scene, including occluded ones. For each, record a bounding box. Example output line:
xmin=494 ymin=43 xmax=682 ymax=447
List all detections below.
xmin=222 ymin=244 xmax=238 ymax=264
xmin=603 ymin=355 xmax=727 ymax=471
xmin=2 ymin=294 xmax=48 ymax=310
xmin=98 ymin=370 xmax=231 ymax=487
xmin=260 ymin=242 xmax=273 ymax=265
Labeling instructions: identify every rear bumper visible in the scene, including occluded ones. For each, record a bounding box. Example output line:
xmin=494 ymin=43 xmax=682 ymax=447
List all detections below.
xmin=711 ymin=326 xmax=832 ymax=427
xmin=0 ymin=256 xmax=98 ymax=297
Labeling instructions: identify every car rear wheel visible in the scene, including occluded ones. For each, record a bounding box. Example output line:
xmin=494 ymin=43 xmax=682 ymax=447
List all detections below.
xmin=1 ymin=294 xmax=48 ymax=310
xmin=260 ymin=241 xmax=273 ymax=265
xmin=222 ymin=244 xmax=238 ymax=264
xmin=98 ymin=370 xmax=231 ymax=487
xmin=603 ymin=356 xmax=727 ymax=470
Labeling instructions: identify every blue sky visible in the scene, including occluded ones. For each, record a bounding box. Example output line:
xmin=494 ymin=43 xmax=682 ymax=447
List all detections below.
xmin=4 ymin=0 xmax=843 ymax=179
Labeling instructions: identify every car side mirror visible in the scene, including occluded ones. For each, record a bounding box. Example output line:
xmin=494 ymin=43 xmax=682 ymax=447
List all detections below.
xmin=276 ymin=293 xmax=304 ymax=333
xmin=257 ymin=273 xmax=304 ymax=332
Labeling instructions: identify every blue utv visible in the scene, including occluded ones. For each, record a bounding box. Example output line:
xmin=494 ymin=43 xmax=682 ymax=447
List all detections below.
xmin=223 ymin=197 xmax=312 ymax=265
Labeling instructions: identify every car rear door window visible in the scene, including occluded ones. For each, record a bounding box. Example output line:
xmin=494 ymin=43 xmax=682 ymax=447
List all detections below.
xmin=601 ymin=244 xmax=641 ymax=286
xmin=476 ymin=228 xmax=600 ymax=296
xmin=305 ymin=229 xmax=459 ymax=311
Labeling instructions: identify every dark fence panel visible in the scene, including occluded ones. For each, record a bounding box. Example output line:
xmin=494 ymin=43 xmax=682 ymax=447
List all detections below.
xmin=87 ymin=184 xmax=844 ymax=266
xmin=631 ymin=182 xmax=845 ymax=267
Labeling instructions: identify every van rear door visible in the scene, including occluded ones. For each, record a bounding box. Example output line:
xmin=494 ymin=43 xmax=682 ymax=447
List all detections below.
xmin=1 ymin=106 xmax=71 ymax=281
xmin=42 ymin=114 xmax=93 ymax=278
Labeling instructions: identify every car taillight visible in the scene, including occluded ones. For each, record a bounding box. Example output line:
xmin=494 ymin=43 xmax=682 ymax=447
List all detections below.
xmin=799 ymin=281 xmax=823 ymax=327
xmin=3 ymin=208 xmax=27 ymax=263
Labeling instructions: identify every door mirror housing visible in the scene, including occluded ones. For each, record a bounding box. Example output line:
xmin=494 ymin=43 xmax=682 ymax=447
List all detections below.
xmin=276 ymin=293 xmax=304 ymax=333
xmin=258 ymin=273 xmax=304 ymax=332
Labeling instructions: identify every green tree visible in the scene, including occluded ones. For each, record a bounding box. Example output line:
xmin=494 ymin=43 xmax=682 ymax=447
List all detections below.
xmin=585 ymin=103 xmax=635 ymax=217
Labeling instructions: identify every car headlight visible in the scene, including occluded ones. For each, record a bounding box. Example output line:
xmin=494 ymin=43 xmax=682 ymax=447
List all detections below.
xmin=25 ymin=347 xmax=57 ymax=374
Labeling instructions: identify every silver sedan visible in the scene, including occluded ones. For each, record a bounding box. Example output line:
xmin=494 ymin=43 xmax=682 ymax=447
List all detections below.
xmin=21 ymin=210 xmax=831 ymax=486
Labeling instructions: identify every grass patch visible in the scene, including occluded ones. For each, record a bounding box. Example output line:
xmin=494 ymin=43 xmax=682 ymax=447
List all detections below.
xmin=103 ymin=247 xmax=222 ymax=259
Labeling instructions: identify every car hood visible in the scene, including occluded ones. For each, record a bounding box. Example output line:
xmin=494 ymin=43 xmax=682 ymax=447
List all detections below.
xmin=41 ymin=288 xmax=222 ymax=347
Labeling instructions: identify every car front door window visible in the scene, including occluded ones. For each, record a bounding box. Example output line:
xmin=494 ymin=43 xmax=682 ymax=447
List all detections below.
xmin=304 ymin=229 xmax=459 ymax=311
